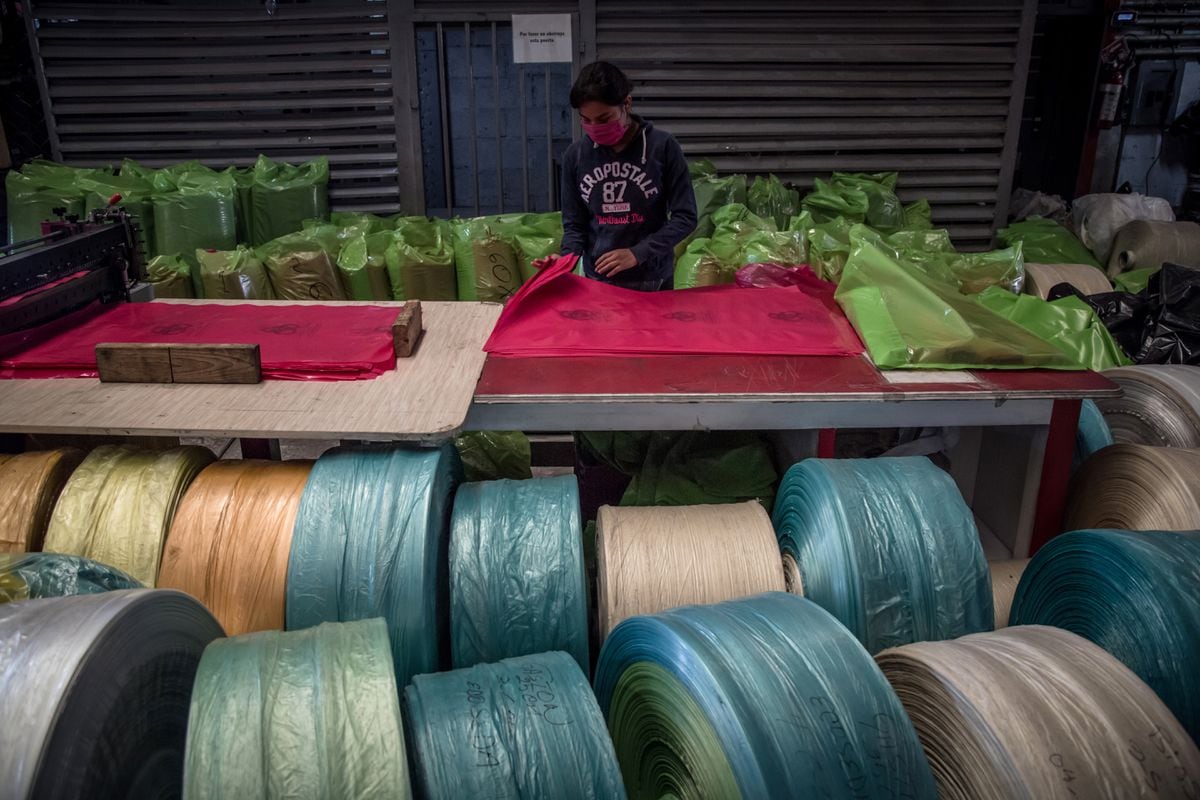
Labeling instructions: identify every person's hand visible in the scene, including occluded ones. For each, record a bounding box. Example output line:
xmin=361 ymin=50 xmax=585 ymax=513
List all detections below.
xmin=531 ymin=254 xmax=559 ymax=272
xmin=595 ymin=248 xmax=638 ymax=276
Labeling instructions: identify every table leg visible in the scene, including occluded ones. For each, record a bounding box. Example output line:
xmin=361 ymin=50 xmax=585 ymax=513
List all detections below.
xmin=239 ymin=438 xmax=281 ymax=460
xmin=1029 ymin=398 xmax=1081 ymax=555
xmin=818 ymin=429 xmax=837 ymax=458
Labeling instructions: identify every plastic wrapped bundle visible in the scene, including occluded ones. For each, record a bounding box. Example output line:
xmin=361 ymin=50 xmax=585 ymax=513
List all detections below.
xmin=258 ymin=233 xmax=347 ymax=301
xmin=773 ymin=457 xmax=993 ymax=653
xmin=145 ymin=254 xmax=195 ymax=298
xmin=0 ymin=590 xmax=223 ymax=799
xmin=877 ymin=625 xmax=1200 ymax=799
xmin=747 ymin=174 xmax=800 ymax=230
xmin=388 ymin=219 xmax=457 ymax=300
xmin=0 ymin=553 xmax=140 ymax=602
xmin=336 ymin=231 xmax=393 ymax=301
xmin=1011 ymin=529 xmax=1200 ymax=741
xmin=404 ymin=651 xmax=626 ymax=799
xmin=185 ymin=618 xmax=409 ymax=799
xmin=512 ymin=212 xmax=563 ymax=281
xmin=1098 ymin=365 xmax=1200 ymax=447
xmin=160 ymin=460 xmax=312 ymax=635
xmin=1074 ymin=399 xmax=1114 ymax=470
xmin=449 ymin=476 xmax=587 ymax=671
xmin=595 ymin=593 xmax=937 ymax=799
xmin=450 ymin=215 xmax=524 ymax=301
xmin=5 ymin=161 xmax=96 ymax=243
xmin=152 ymin=169 xmax=237 ymax=258
xmin=0 ymin=448 xmax=83 ymax=553
xmin=1072 ymin=192 xmax=1175 ymax=264
xmin=43 ymin=445 xmax=214 ymax=586
xmin=452 ymin=431 xmax=532 ymax=482
xmin=249 ymin=155 xmax=330 ymax=245
xmin=287 ymin=445 xmax=459 ymax=687
xmin=1067 ymin=444 xmax=1200 ymax=531
xmin=196 ymin=245 xmax=274 ymax=300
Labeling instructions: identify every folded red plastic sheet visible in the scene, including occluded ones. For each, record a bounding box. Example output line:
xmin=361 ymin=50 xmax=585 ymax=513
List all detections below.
xmin=484 ymin=256 xmax=863 ymax=357
xmin=0 ymin=302 xmax=401 ymax=380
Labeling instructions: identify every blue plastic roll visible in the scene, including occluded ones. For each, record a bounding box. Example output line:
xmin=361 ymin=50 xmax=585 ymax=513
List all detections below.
xmin=772 ymin=457 xmax=993 ymax=654
xmin=286 ymin=443 xmax=460 ymax=687
xmin=594 ymin=592 xmax=937 ymax=799
xmin=1010 ymin=528 xmax=1200 ymax=741
xmin=449 ymin=475 xmax=588 ymax=671
xmin=1073 ymin=399 xmax=1114 ymax=471
xmin=404 ymin=650 xmax=626 ymax=799
xmin=0 ymin=553 xmax=141 ymax=602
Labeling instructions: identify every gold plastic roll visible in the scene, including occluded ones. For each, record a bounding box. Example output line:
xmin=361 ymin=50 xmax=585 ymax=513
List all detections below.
xmin=0 ymin=449 xmax=84 ymax=553
xmin=1066 ymin=444 xmax=1200 ymax=531
xmin=988 ymin=559 xmax=1029 ymax=629
xmin=877 ymin=625 xmax=1200 ymax=800
xmin=43 ymin=445 xmax=213 ymax=586
xmin=159 ymin=459 xmax=311 ymax=635
xmin=1023 ymin=262 xmax=1112 ymax=299
xmin=595 ymin=502 xmax=785 ymax=640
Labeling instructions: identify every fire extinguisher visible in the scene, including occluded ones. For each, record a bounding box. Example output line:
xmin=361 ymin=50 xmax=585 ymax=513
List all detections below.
xmin=1097 ymin=37 xmax=1132 ymax=129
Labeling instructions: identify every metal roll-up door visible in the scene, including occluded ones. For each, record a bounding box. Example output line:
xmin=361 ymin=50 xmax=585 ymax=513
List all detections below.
xmin=595 ymin=0 xmax=1037 ymax=248
xmin=25 ymin=0 xmax=408 ymax=213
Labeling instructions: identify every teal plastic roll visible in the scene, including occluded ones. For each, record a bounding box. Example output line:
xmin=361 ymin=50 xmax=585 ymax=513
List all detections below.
xmin=593 ymin=592 xmax=937 ymax=799
xmin=404 ymin=651 xmax=626 ymax=799
xmin=185 ymin=618 xmax=410 ymax=799
xmin=0 ymin=553 xmax=140 ymax=603
xmin=1073 ymin=399 xmax=1113 ymax=471
xmin=1010 ymin=528 xmax=1200 ymax=741
xmin=449 ymin=475 xmax=588 ymax=671
xmin=286 ymin=443 xmax=460 ymax=687
xmin=772 ymin=457 xmax=993 ymax=653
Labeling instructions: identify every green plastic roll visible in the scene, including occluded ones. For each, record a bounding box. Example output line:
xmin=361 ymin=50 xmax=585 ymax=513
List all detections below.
xmin=0 ymin=553 xmax=140 ymax=603
xmin=449 ymin=476 xmax=587 ymax=671
xmin=773 ymin=457 xmax=993 ymax=653
xmin=1010 ymin=528 xmax=1200 ymax=741
xmin=287 ymin=444 xmax=460 ymax=687
xmin=185 ymin=618 xmax=409 ymax=799
xmin=404 ymin=651 xmax=626 ymax=799
xmin=593 ymin=592 xmax=937 ymax=799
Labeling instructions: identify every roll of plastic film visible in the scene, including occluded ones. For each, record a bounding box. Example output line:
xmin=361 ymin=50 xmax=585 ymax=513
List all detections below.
xmin=159 ymin=459 xmax=311 ymax=635
xmin=185 ymin=618 xmax=410 ymax=800
xmin=286 ymin=444 xmax=459 ymax=687
xmin=449 ymin=475 xmax=588 ymax=671
xmin=0 ymin=552 xmax=141 ymax=603
xmin=1011 ymin=528 xmax=1200 ymax=741
xmin=1074 ymin=399 xmax=1114 ymax=470
xmin=0 ymin=448 xmax=83 ymax=553
xmin=987 ymin=559 xmax=1029 ymax=629
xmin=773 ymin=457 xmax=993 ymax=653
xmin=1023 ymin=262 xmax=1112 ymax=299
xmin=404 ymin=650 xmax=626 ymax=799
xmin=1066 ymin=444 xmax=1200 ymax=531
xmin=595 ymin=501 xmax=784 ymax=640
xmin=594 ymin=592 xmax=937 ymax=800
xmin=43 ymin=445 xmax=213 ymax=586
xmin=877 ymin=625 xmax=1200 ymax=800
xmin=1098 ymin=365 xmax=1200 ymax=447
xmin=0 ymin=589 xmax=223 ymax=799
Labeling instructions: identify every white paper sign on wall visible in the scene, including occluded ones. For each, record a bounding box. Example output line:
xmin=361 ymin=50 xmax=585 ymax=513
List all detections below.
xmin=512 ymin=14 xmax=572 ymax=64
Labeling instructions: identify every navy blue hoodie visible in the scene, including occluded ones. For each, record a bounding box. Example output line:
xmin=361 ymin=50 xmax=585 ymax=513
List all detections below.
xmin=560 ymin=117 xmax=697 ymax=287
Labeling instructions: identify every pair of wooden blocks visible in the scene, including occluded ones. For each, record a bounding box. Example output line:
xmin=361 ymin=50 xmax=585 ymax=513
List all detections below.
xmin=96 ymin=301 xmax=423 ymax=384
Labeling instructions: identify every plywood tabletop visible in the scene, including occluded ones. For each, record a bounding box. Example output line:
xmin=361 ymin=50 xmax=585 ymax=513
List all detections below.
xmin=0 ymin=300 xmax=502 ymax=441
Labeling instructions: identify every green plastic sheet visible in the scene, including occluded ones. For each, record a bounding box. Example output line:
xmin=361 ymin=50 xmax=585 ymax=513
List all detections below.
xmin=185 ymin=619 xmax=410 ymax=800
xmin=336 ymin=231 xmax=393 ymax=300
xmin=747 ymin=174 xmax=800 ymax=230
xmin=449 ymin=475 xmax=588 ymax=671
xmin=388 ymin=218 xmax=457 ymax=300
xmin=145 ymin=254 xmax=195 ymax=298
xmin=405 ymin=651 xmax=626 ymax=799
xmin=1113 ymin=266 xmax=1158 ymax=294
xmin=452 ymin=431 xmax=532 ymax=482
xmin=974 ymin=286 xmax=1132 ymax=371
xmin=258 ymin=231 xmax=347 ymax=301
xmin=250 ymin=156 xmax=330 ymax=246
xmin=0 ymin=553 xmax=141 ymax=603
xmin=998 ymin=216 xmax=1101 ymax=268
xmin=195 ymin=246 xmax=274 ymax=300
xmin=152 ymin=168 xmax=237 ymax=259
xmin=881 ymin=229 xmax=1025 ymax=295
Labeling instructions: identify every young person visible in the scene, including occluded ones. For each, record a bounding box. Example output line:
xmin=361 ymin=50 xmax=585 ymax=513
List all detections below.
xmin=536 ymin=61 xmax=697 ymax=291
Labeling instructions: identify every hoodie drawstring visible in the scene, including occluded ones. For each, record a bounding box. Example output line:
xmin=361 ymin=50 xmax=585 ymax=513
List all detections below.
xmin=640 ymin=128 xmax=647 ymax=165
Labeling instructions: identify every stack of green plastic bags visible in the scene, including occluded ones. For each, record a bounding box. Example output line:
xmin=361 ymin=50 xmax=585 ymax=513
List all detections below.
xmin=450 ymin=212 xmax=564 ymax=301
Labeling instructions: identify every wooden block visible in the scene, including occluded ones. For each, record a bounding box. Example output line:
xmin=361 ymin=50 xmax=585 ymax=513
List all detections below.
xmin=96 ymin=343 xmax=173 ymax=383
xmin=169 ymin=344 xmax=261 ymax=384
xmin=392 ymin=300 xmax=424 ymax=358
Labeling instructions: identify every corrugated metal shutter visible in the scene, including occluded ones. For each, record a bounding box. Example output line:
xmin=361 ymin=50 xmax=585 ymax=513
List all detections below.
xmin=26 ymin=0 xmax=406 ymax=213
xmin=595 ymin=0 xmax=1036 ymax=247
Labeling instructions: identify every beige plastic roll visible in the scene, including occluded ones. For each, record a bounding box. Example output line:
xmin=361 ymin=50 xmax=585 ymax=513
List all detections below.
xmin=1107 ymin=219 xmax=1200 ymax=277
xmin=595 ymin=502 xmax=785 ymax=640
xmin=877 ymin=625 xmax=1200 ymax=800
xmin=1066 ymin=444 xmax=1200 ymax=531
xmin=1099 ymin=365 xmax=1200 ymax=448
xmin=1023 ymin=262 xmax=1112 ymax=299
xmin=0 ymin=449 xmax=84 ymax=553
xmin=988 ymin=558 xmax=1029 ymax=629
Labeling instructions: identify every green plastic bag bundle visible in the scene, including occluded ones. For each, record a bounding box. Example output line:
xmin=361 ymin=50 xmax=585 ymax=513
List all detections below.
xmin=688 ymin=158 xmax=718 ymax=179
xmin=195 ymin=246 xmax=274 ymax=300
xmin=747 ymin=174 xmax=800 ymax=230
xmin=903 ymin=198 xmax=934 ymax=230
xmin=152 ymin=168 xmax=237 ymax=259
xmin=335 ymin=230 xmax=393 ymax=301
xmin=674 ymin=236 xmax=736 ymax=288
xmin=388 ymin=218 xmax=457 ymax=300
xmin=450 ymin=215 xmax=525 ymax=301
xmin=0 ymin=553 xmax=141 ymax=603
xmin=802 ymin=172 xmax=906 ymax=231
xmin=998 ymin=216 xmax=1100 ymax=268
xmin=5 ymin=163 xmax=90 ymax=244
xmin=974 ymin=286 xmax=1132 ymax=372
xmin=145 ymin=254 xmax=195 ymax=298
xmin=799 ymin=216 xmax=854 ymax=282
xmin=678 ymin=172 xmax=750 ymax=258
xmin=249 ymin=155 xmax=330 ymax=246
xmin=453 ymin=431 xmax=532 ymax=482
xmin=226 ymin=166 xmax=255 ymax=245
xmin=330 ymin=210 xmax=398 ymax=234
xmin=512 ymin=212 xmax=564 ymax=282
xmin=741 ymin=228 xmax=806 ymax=265
xmin=835 ymin=228 xmax=1082 ymax=370
xmin=257 ymin=231 xmax=346 ymax=301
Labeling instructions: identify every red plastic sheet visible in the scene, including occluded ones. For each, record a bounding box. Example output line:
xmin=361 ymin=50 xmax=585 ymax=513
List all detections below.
xmin=0 ymin=302 xmax=401 ymax=380
xmin=484 ymin=256 xmax=863 ymax=357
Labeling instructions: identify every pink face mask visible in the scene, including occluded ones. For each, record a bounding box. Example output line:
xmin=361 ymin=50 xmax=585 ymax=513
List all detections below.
xmin=583 ymin=117 xmax=627 ymax=147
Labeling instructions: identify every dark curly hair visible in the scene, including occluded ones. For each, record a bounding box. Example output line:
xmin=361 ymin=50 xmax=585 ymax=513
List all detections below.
xmin=569 ymin=61 xmax=632 ymax=109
